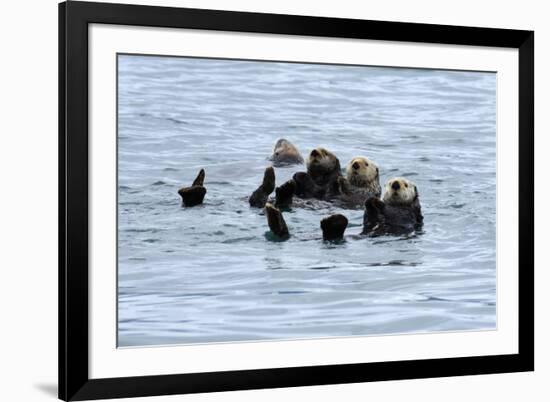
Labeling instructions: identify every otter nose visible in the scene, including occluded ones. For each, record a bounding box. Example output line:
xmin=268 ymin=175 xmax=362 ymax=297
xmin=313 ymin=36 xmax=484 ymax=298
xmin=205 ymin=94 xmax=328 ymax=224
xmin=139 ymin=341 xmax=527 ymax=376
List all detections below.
xmin=352 ymin=162 xmax=360 ymax=170
xmin=391 ymin=181 xmax=400 ymax=190
xmin=310 ymin=149 xmax=320 ymax=157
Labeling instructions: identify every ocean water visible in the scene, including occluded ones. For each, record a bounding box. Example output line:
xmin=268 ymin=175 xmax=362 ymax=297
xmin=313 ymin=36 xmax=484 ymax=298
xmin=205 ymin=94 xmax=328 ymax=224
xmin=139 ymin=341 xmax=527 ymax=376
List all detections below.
xmin=117 ymin=54 xmax=496 ymax=347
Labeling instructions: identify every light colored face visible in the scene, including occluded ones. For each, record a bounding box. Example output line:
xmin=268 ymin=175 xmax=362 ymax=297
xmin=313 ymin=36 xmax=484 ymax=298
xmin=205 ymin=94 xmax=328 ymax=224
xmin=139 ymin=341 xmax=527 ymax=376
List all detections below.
xmin=346 ymin=157 xmax=379 ymax=186
xmin=382 ymin=177 xmax=418 ymax=205
xmin=306 ymin=147 xmax=337 ymax=170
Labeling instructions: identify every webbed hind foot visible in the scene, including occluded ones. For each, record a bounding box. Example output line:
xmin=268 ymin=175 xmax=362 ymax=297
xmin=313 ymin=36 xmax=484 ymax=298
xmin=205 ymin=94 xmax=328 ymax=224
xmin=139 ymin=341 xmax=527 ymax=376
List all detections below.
xmin=320 ymin=214 xmax=348 ymax=241
xmin=178 ymin=169 xmax=207 ymax=207
xmin=249 ymin=166 xmax=276 ymax=208
xmin=275 ymin=179 xmax=296 ymax=209
xmin=265 ymin=203 xmax=289 ymax=238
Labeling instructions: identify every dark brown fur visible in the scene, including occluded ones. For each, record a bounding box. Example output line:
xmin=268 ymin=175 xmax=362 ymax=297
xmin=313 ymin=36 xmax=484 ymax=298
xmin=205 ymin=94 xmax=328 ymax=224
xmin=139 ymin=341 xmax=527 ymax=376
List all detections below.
xmin=178 ymin=169 xmax=207 ymax=207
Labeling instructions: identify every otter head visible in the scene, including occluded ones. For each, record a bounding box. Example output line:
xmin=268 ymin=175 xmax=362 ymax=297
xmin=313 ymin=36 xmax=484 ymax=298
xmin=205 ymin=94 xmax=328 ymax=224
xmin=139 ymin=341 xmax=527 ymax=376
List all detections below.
xmin=382 ymin=177 xmax=418 ymax=206
xmin=346 ymin=157 xmax=380 ymax=189
xmin=306 ymin=147 xmax=341 ymax=185
xmin=270 ymin=138 xmax=304 ymax=166
xmin=306 ymin=147 xmax=340 ymax=172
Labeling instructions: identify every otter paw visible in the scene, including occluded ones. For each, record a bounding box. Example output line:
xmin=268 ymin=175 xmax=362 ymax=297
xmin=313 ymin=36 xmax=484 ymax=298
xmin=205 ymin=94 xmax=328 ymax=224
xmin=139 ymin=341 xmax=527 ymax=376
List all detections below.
xmin=192 ymin=169 xmax=205 ymax=186
xmin=275 ymin=180 xmax=296 ymax=209
xmin=320 ymin=214 xmax=348 ymax=241
xmin=265 ymin=203 xmax=289 ymax=238
xmin=293 ymin=171 xmax=325 ymax=199
xmin=249 ymin=167 xmax=276 ymax=208
xmin=365 ymin=197 xmax=385 ymax=211
xmin=261 ymin=166 xmax=276 ymax=194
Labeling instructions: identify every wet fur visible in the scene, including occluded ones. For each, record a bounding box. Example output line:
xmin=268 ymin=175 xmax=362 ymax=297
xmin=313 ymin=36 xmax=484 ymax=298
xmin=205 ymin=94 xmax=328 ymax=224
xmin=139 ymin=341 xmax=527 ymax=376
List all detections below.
xmin=265 ymin=203 xmax=289 ymax=238
xmin=249 ymin=167 xmax=276 ymax=208
xmin=306 ymin=147 xmax=342 ymax=188
xmin=270 ymin=139 xmax=304 ymax=166
xmin=178 ymin=169 xmax=207 ymax=207
xmin=331 ymin=157 xmax=382 ymax=208
xmin=363 ymin=177 xmax=423 ymax=235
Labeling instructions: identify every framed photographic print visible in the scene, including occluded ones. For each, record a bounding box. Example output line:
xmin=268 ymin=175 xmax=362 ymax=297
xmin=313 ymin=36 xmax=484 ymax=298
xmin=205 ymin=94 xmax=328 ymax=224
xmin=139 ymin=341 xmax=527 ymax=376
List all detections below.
xmin=59 ymin=1 xmax=534 ymax=400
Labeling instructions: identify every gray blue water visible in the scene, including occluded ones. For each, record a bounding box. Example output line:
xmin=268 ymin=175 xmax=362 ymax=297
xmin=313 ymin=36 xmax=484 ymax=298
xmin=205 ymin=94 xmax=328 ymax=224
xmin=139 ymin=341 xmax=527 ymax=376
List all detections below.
xmin=117 ymin=54 xmax=496 ymax=347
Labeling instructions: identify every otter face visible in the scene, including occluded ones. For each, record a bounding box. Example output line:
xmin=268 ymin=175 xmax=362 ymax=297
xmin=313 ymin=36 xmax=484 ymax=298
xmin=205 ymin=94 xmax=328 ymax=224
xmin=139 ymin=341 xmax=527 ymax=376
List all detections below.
xmin=382 ymin=177 xmax=418 ymax=205
xmin=306 ymin=147 xmax=342 ymax=186
xmin=346 ymin=157 xmax=379 ymax=188
xmin=306 ymin=147 xmax=338 ymax=171
xmin=270 ymin=138 xmax=304 ymax=166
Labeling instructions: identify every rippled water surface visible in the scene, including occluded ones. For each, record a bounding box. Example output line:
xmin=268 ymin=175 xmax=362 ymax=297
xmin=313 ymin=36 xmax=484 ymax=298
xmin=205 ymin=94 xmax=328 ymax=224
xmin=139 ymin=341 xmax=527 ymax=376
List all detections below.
xmin=117 ymin=55 xmax=496 ymax=347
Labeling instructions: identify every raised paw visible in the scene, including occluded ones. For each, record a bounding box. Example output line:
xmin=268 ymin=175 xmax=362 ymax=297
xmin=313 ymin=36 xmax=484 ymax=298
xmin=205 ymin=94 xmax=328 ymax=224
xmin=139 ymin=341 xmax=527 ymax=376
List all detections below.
xmin=249 ymin=167 xmax=276 ymax=208
xmin=265 ymin=203 xmax=289 ymax=238
xmin=275 ymin=179 xmax=296 ymax=209
xmin=192 ymin=169 xmax=205 ymax=186
xmin=320 ymin=214 xmax=348 ymax=241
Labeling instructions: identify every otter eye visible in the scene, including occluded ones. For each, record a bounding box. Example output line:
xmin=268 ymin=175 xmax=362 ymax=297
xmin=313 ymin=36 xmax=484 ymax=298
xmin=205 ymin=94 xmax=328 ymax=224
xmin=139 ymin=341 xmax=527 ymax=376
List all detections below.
xmin=275 ymin=152 xmax=279 ymax=156
xmin=365 ymin=162 xmax=368 ymax=167
xmin=404 ymin=183 xmax=408 ymax=187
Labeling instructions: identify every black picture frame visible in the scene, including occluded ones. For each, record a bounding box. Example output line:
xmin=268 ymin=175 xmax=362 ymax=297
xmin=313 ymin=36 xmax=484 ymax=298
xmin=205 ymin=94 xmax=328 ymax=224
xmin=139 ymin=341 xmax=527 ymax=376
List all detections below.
xmin=59 ymin=1 xmax=534 ymax=400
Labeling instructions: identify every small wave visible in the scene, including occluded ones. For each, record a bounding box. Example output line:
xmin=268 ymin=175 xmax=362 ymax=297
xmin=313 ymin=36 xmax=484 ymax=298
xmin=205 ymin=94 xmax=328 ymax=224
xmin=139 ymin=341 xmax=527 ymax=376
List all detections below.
xmin=277 ymin=290 xmax=308 ymax=295
xmin=166 ymin=117 xmax=188 ymax=125
xmin=152 ymin=180 xmax=167 ymax=186
xmin=125 ymin=228 xmax=159 ymax=233
xmin=222 ymin=236 xmax=257 ymax=244
xmin=365 ymin=260 xmax=422 ymax=267
xmin=309 ymin=265 xmax=336 ymax=270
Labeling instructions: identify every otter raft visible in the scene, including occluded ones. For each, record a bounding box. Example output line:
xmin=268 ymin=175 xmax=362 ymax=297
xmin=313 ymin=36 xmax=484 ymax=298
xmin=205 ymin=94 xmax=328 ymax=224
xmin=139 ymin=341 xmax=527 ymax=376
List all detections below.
xmin=242 ymin=140 xmax=423 ymax=240
xmin=117 ymin=54 xmax=496 ymax=347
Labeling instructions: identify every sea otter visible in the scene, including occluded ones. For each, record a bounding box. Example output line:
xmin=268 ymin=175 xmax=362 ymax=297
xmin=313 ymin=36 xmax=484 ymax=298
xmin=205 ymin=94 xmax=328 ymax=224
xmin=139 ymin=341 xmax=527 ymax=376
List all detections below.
xmin=270 ymin=139 xmax=304 ymax=166
xmin=249 ymin=147 xmax=342 ymax=208
xmin=292 ymin=147 xmax=343 ymax=199
xmin=362 ymin=177 xmax=423 ymax=235
xmin=178 ymin=169 xmax=207 ymax=207
xmin=333 ymin=156 xmax=381 ymax=208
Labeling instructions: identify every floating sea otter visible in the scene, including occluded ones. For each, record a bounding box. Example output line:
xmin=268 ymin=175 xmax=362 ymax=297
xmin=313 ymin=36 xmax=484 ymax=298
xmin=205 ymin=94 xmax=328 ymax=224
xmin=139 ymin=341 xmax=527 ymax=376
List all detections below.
xmin=333 ymin=156 xmax=381 ymax=208
xmin=178 ymin=169 xmax=206 ymax=207
xmin=293 ymin=147 xmax=343 ymax=199
xmin=363 ymin=177 xmax=423 ymax=235
xmin=249 ymin=146 xmax=343 ymax=209
xmin=269 ymin=138 xmax=304 ymax=166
